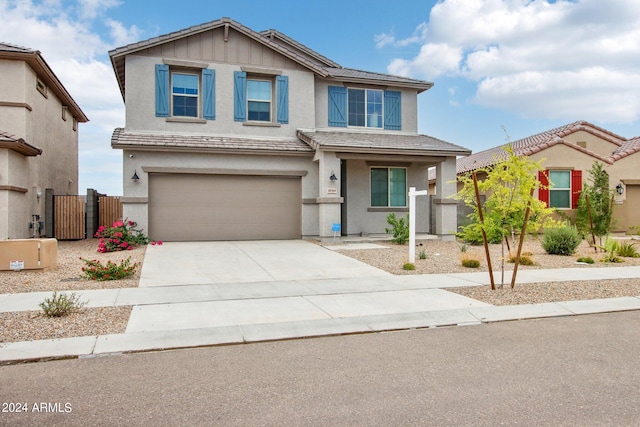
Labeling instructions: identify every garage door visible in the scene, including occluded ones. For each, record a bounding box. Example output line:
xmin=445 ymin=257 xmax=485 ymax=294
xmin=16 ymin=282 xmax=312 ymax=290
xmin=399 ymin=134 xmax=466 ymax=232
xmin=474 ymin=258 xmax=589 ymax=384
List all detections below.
xmin=149 ymin=173 xmax=301 ymax=241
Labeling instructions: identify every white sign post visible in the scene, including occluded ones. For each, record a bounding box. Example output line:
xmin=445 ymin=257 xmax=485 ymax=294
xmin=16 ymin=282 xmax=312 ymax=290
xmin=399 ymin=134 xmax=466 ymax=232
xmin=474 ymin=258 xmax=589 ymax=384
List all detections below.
xmin=408 ymin=187 xmax=429 ymax=263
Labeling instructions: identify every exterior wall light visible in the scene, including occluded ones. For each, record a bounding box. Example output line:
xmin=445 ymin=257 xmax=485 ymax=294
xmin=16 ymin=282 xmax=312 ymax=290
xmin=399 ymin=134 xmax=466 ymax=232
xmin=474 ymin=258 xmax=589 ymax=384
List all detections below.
xmin=131 ymin=170 xmax=140 ymax=182
xmin=616 ymin=183 xmax=624 ymax=195
xmin=329 ymin=171 xmax=338 ymax=182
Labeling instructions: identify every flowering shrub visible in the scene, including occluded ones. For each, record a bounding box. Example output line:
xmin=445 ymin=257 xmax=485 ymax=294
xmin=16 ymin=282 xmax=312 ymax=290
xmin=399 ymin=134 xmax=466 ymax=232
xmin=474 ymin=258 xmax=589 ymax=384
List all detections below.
xmin=94 ymin=219 xmax=148 ymax=253
xmin=80 ymin=257 xmax=139 ymax=281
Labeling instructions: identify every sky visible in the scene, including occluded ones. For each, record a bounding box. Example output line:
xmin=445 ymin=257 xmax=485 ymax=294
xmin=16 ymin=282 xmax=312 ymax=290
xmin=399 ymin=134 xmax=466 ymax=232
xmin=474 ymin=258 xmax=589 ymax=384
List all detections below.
xmin=1 ymin=0 xmax=639 ymax=196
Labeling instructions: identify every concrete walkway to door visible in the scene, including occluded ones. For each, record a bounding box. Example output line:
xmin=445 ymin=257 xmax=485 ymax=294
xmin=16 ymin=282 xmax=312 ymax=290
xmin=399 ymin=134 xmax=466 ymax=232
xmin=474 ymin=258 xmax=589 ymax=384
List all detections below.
xmin=138 ymin=240 xmax=392 ymax=286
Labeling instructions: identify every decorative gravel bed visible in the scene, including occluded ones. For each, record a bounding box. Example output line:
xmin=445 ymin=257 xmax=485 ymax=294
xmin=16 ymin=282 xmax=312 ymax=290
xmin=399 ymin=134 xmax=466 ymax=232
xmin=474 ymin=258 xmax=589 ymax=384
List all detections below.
xmin=329 ymin=237 xmax=640 ymax=306
xmin=0 ymin=306 xmax=132 ymax=343
xmin=1 ymin=240 xmax=144 ymax=343
xmin=1 ymin=237 xmax=639 ymax=344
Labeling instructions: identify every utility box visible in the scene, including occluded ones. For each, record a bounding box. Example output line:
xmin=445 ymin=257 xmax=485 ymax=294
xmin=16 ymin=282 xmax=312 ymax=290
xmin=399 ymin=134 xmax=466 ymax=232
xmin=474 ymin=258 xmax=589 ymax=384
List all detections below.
xmin=0 ymin=238 xmax=58 ymax=272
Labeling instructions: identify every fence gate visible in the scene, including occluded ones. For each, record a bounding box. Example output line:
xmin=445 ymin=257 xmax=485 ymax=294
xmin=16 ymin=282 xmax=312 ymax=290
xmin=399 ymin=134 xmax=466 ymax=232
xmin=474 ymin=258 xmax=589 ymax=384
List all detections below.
xmin=54 ymin=195 xmax=85 ymax=240
xmin=98 ymin=196 xmax=123 ymax=228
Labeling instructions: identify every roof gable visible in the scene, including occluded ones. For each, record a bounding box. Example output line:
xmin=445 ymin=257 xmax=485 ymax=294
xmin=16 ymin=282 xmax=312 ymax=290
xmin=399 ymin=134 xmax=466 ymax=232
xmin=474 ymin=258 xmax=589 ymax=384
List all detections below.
xmin=109 ymin=18 xmax=330 ymax=99
xmin=456 ymin=120 xmax=629 ymax=174
xmin=109 ymin=17 xmax=435 ymax=99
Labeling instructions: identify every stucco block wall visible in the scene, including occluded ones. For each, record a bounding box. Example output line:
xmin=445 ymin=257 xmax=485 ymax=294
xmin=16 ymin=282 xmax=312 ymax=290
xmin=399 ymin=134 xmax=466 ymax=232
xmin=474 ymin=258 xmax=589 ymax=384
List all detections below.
xmin=342 ymin=159 xmax=429 ymax=235
xmin=0 ymin=59 xmax=80 ymax=239
xmin=563 ymin=130 xmax=623 ymax=159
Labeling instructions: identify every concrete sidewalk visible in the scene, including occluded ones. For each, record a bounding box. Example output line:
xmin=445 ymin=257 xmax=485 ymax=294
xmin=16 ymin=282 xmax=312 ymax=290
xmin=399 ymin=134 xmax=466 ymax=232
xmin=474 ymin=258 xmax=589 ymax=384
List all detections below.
xmin=2 ymin=266 xmax=640 ymax=364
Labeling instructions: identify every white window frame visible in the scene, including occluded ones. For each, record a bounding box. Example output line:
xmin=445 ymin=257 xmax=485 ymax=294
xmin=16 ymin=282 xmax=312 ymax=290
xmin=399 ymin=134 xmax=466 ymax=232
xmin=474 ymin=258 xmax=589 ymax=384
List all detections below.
xmin=171 ymin=71 xmax=200 ymax=118
xmin=348 ymin=88 xmax=384 ymax=129
xmin=549 ymin=170 xmax=572 ymax=209
xmin=247 ymin=78 xmax=273 ymax=122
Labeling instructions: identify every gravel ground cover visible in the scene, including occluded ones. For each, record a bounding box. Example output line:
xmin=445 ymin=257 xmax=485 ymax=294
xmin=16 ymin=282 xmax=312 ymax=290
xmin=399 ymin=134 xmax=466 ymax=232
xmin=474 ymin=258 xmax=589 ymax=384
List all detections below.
xmin=1 ymin=237 xmax=639 ymax=344
xmin=1 ymin=239 xmax=144 ymax=343
xmin=327 ymin=238 xmax=640 ymax=306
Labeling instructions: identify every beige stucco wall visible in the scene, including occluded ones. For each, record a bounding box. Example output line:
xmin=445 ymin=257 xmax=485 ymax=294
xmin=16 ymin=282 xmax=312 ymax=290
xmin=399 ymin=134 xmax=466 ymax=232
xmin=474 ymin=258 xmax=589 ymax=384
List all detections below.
xmin=0 ymin=59 xmax=79 ymax=239
xmin=124 ymin=55 xmax=316 ymax=137
xmin=563 ymin=130 xmax=623 ymax=159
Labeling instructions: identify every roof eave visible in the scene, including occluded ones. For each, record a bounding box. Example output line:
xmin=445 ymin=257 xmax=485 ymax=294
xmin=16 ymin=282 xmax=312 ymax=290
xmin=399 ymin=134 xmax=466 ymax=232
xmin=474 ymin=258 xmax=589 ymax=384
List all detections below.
xmin=326 ymin=75 xmax=433 ymax=92
xmin=0 ymin=50 xmax=89 ymax=122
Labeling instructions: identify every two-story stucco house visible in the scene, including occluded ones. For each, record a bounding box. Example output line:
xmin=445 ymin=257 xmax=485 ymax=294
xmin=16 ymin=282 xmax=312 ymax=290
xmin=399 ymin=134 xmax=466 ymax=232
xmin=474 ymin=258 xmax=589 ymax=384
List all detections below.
xmin=109 ymin=18 xmax=470 ymax=241
xmin=0 ymin=43 xmax=88 ymax=240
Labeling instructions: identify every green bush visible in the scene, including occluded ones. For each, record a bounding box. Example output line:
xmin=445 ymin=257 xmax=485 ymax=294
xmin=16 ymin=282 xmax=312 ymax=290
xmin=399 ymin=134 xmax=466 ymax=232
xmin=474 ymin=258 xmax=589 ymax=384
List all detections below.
xmin=458 ymin=221 xmax=503 ymax=245
xmin=81 ymin=257 xmax=139 ymax=281
xmin=508 ymin=255 xmax=534 ymax=265
xmin=40 ymin=292 xmax=87 ymax=317
xmin=616 ymin=242 xmax=639 ymax=258
xmin=402 ymin=262 xmax=415 ymax=271
xmin=461 ymin=258 xmax=480 ymax=268
xmin=385 ymin=213 xmax=410 ymax=244
xmin=542 ymin=225 xmax=581 ymax=255
xmin=577 ymin=256 xmax=594 ymax=264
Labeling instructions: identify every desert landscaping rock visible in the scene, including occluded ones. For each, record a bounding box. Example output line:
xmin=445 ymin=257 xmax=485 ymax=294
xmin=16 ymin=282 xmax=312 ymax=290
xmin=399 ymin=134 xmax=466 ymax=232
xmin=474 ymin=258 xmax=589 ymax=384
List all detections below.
xmin=1 ymin=237 xmax=639 ymax=344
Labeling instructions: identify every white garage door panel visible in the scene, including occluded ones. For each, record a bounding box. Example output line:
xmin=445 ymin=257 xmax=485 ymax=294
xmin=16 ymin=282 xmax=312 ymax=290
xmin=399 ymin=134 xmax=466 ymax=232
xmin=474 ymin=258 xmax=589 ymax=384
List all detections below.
xmin=149 ymin=174 xmax=301 ymax=241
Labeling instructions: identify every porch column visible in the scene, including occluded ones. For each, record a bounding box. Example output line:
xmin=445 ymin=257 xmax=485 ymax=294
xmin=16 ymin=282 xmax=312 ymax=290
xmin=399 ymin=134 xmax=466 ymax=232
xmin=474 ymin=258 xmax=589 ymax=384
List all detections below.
xmin=316 ymin=151 xmax=343 ymax=238
xmin=434 ymin=156 xmax=458 ymax=241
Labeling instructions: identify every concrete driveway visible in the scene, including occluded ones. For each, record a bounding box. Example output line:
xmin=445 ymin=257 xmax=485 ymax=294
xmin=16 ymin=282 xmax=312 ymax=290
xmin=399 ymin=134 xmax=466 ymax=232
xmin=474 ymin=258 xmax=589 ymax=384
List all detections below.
xmin=139 ymin=240 xmax=391 ymax=287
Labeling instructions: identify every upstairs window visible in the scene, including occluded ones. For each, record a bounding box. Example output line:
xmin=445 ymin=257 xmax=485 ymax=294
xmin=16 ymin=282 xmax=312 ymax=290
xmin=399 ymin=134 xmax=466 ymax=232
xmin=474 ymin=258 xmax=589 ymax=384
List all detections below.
xmin=155 ymin=64 xmax=215 ymax=120
xmin=348 ymin=89 xmax=383 ymax=128
xmin=328 ymin=86 xmax=401 ymax=130
xmin=247 ymin=79 xmax=272 ymax=121
xmin=172 ymin=73 xmax=199 ymax=118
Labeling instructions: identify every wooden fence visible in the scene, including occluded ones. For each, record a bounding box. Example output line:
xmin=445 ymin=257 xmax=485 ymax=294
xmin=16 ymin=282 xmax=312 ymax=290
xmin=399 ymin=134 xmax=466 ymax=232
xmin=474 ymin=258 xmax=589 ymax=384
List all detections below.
xmin=52 ymin=193 xmax=123 ymax=240
xmin=54 ymin=196 xmax=85 ymax=240
xmin=98 ymin=196 xmax=123 ymax=228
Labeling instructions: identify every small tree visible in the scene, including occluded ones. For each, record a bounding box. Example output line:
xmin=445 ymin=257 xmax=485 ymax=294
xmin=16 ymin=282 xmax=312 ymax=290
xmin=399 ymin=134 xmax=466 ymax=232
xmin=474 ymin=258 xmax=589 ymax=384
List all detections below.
xmin=575 ymin=162 xmax=614 ymax=248
xmin=456 ymin=144 xmax=559 ymax=288
xmin=457 ymin=145 xmax=558 ymax=246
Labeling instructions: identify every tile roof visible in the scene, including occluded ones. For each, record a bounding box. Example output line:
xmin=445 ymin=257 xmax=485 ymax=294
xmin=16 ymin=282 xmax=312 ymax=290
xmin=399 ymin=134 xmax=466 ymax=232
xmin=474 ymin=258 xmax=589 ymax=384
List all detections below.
xmin=259 ymin=29 xmax=341 ymax=68
xmin=324 ymin=67 xmax=433 ymax=92
xmin=610 ymin=136 xmax=640 ymax=161
xmin=0 ymin=130 xmax=42 ymax=156
xmin=0 ymin=42 xmax=36 ymax=54
xmin=456 ymin=120 xmax=628 ymax=174
xmin=111 ymin=128 xmax=314 ymax=155
xmin=297 ymin=130 xmax=470 ymax=156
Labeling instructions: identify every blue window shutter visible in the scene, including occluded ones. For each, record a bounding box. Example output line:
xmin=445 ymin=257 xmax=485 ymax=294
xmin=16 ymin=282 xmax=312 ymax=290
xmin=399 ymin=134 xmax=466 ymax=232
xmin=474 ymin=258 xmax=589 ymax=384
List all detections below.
xmin=202 ymin=69 xmax=216 ymax=120
xmin=384 ymin=90 xmax=401 ymax=130
xmin=276 ymin=75 xmax=289 ymax=124
xmin=155 ymin=64 xmax=169 ymax=117
xmin=234 ymin=71 xmax=247 ymax=122
xmin=328 ymin=86 xmax=347 ymax=127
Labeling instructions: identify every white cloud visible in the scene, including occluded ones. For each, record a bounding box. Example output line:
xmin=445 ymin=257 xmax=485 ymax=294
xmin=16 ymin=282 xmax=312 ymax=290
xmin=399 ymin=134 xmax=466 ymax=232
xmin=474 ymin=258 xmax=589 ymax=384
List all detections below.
xmin=385 ymin=0 xmax=640 ymax=123
xmin=0 ymin=0 xmax=132 ymax=194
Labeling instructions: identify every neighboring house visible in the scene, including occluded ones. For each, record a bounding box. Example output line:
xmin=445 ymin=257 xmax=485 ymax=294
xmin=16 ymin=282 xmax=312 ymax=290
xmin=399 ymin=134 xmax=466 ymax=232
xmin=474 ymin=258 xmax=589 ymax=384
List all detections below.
xmin=0 ymin=43 xmax=88 ymax=240
xmin=447 ymin=121 xmax=640 ymax=232
xmin=109 ymin=18 xmax=470 ymax=241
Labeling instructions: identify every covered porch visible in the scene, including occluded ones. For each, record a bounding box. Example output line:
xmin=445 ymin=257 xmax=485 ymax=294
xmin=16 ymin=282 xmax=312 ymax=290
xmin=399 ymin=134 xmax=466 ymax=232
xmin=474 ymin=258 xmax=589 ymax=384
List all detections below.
xmin=297 ymin=130 xmax=470 ymax=240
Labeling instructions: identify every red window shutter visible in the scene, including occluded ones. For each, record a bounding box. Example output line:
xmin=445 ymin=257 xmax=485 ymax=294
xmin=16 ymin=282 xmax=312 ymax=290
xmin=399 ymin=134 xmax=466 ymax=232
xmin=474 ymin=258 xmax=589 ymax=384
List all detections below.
xmin=571 ymin=170 xmax=582 ymax=209
xmin=538 ymin=170 xmax=549 ymax=207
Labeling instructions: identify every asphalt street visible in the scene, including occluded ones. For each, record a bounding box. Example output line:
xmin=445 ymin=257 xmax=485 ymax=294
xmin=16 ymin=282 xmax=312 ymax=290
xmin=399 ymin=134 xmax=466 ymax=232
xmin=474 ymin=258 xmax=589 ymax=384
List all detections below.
xmin=2 ymin=311 xmax=640 ymax=426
